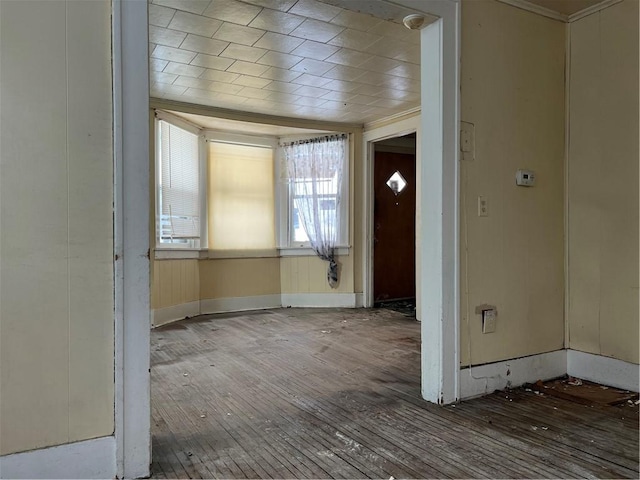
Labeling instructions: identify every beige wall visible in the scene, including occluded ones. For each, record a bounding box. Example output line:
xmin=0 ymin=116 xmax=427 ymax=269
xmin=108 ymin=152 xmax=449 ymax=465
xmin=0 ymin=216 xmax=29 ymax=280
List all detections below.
xmin=200 ymin=258 xmax=281 ymax=299
xmin=281 ymin=255 xmax=354 ymax=294
xmin=460 ymin=0 xmax=566 ymax=366
xmin=152 ymin=259 xmax=200 ymax=309
xmin=0 ymin=0 xmax=114 ymax=455
xmin=567 ymin=0 xmax=639 ymax=364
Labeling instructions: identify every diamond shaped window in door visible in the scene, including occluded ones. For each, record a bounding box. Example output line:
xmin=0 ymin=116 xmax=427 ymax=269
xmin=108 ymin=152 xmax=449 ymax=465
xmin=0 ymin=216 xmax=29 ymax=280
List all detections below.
xmin=386 ymin=171 xmax=407 ymax=196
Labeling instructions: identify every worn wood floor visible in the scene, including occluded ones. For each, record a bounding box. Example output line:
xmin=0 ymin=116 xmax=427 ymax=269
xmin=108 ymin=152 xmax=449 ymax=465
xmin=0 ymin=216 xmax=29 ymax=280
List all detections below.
xmin=151 ymin=308 xmax=639 ymax=479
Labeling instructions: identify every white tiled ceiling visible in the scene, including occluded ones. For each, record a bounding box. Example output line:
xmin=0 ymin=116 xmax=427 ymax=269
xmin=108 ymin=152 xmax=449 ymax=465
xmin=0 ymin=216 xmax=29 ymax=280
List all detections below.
xmin=149 ymin=0 xmax=426 ymax=124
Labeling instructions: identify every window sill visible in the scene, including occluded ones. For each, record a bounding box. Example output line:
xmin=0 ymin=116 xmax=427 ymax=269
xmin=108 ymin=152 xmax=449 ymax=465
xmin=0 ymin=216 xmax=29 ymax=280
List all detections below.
xmin=154 ymin=248 xmax=207 ymax=260
xmin=206 ymin=249 xmax=279 ymax=259
xmin=278 ymin=246 xmax=350 ymax=257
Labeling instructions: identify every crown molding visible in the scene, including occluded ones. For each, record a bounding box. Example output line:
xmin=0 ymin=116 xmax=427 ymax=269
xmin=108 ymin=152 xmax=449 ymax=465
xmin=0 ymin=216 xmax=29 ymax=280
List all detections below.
xmin=364 ymin=106 xmax=421 ymax=131
xmin=568 ymin=0 xmax=623 ymax=22
xmin=496 ymin=0 xmax=567 ymax=21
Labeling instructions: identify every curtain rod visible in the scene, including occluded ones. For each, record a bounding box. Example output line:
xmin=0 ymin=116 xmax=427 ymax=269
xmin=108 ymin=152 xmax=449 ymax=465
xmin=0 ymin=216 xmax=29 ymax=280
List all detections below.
xmin=280 ymin=133 xmax=347 ymax=147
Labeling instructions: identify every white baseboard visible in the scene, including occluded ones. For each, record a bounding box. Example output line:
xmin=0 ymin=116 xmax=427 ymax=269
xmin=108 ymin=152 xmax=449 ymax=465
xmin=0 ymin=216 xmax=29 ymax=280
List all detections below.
xmin=153 ymin=300 xmax=201 ymax=327
xmin=459 ymin=350 xmax=567 ymax=400
xmin=0 ymin=436 xmax=116 ymax=479
xmin=281 ymin=293 xmax=357 ymax=308
xmin=200 ymin=294 xmax=281 ymax=314
xmin=355 ymin=293 xmax=365 ymax=308
xmin=567 ymin=349 xmax=639 ymax=392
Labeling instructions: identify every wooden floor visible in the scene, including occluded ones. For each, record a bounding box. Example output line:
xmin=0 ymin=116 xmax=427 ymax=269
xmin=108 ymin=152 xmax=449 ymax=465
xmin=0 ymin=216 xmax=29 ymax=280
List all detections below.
xmin=151 ymin=308 xmax=639 ymax=479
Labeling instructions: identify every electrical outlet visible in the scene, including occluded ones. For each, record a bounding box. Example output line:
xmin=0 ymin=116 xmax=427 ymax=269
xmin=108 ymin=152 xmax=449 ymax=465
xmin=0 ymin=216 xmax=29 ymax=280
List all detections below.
xmin=478 ymin=196 xmax=488 ymax=217
xmin=482 ymin=309 xmax=496 ymax=334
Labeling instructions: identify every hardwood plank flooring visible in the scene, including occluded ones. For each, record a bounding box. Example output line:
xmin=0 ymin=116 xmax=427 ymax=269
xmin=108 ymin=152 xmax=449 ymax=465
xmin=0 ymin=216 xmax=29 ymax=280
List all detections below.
xmin=151 ymin=308 xmax=639 ymax=479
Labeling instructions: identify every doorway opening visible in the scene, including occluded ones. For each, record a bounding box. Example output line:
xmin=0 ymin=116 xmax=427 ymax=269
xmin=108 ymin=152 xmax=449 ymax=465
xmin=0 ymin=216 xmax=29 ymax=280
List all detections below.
xmin=372 ymin=134 xmax=417 ymax=318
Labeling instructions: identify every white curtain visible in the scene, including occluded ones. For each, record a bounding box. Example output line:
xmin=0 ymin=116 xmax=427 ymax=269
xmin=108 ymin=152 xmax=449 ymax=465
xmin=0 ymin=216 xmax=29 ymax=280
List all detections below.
xmin=282 ymin=134 xmax=347 ymax=288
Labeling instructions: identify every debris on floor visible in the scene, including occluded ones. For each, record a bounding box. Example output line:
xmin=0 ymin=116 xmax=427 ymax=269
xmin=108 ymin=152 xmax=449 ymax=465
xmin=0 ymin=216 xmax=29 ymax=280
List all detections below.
xmin=528 ymin=377 xmax=639 ymax=406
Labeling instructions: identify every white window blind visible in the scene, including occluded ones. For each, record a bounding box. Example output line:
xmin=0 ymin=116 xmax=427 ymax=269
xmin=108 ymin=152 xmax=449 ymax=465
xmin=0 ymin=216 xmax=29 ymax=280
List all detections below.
xmin=208 ymin=142 xmax=275 ymax=251
xmin=158 ymin=120 xmax=200 ymax=241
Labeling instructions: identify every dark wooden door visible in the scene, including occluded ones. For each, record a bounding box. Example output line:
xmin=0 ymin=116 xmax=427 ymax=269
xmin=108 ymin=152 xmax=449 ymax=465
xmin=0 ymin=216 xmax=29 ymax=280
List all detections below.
xmin=373 ymin=151 xmax=416 ymax=303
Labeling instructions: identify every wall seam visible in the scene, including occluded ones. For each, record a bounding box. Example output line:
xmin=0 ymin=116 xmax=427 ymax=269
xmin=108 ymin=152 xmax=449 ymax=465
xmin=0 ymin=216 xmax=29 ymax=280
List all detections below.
xmin=65 ymin=0 xmax=71 ymax=443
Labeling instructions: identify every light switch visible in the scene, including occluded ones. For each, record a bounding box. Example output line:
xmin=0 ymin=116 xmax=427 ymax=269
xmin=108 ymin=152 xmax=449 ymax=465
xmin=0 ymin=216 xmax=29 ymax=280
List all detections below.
xmin=460 ymin=121 xmax=475 ymax=161
xmin=482 ymin=309 xmax=496 ymax=334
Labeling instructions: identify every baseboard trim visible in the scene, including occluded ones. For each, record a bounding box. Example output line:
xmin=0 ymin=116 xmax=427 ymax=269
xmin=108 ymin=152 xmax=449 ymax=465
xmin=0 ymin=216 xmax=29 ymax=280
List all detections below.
xmin=355 ymin=293 xmax=365 ymax=308
xmin=567 ymin=349 xmax=639 ymax=392
xmin=0 ymin=436 xmax=116 ymax=479
xmin=459 ymin=350 xmax=567 ymax=400
xmin=200 ymin=294 xmax=281 ymax=314
xmin=153 ymin=300 xmax=201 ymax=327
xmin=281 ymin=293 xmax=357 ymax=308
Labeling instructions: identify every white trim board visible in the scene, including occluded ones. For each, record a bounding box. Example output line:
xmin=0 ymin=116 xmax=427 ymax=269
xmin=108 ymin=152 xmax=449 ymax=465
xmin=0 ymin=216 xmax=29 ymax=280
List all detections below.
xmin=153 ymin=300 xmax=201 ymax=327
xmin=567 ymin=350 xmax=639 ymax=392
xmin=281 ymin=293 xmax=357 ymax=308
xmin=459 ymin=350 xmax=567 ymax=400
xmin=0 ymin=436 xmax=116 ymax=479
xmin=201 ymin=294 xmax=281 ymax=315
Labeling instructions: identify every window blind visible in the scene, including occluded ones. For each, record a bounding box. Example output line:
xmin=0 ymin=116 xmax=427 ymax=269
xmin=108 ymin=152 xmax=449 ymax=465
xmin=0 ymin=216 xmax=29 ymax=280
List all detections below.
xmin=208 ymin=142 xmax=275 ymax=250
xmin=159 ymin=120 xmax=200 ymax=240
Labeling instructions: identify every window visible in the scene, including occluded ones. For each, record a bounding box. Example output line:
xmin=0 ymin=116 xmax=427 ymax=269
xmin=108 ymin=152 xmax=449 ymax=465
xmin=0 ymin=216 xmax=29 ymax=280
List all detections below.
xmin=208 ymin=141 xmax=275 ymax=251
xmin=281 ymin=134 xmax=349 ymax=249
xmin=155 ymin=119 xmax=201 ymax=248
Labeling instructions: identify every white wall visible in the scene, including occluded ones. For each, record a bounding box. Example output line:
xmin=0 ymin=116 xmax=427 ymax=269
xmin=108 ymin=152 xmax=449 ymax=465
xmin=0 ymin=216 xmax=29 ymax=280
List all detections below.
xmin=0 ymin=0 xmax=114 ymax=455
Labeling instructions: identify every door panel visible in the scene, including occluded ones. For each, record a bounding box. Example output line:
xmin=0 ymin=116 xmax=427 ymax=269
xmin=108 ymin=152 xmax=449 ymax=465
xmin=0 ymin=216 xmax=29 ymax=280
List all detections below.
xmin=373 ymin=151 xmax=416 ymax=303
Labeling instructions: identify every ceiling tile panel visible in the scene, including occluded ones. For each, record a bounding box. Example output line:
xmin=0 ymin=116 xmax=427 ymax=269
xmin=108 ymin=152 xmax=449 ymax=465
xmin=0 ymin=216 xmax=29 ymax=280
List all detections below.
xmin=149 ymin=25 xmax=187 ymax=48
xmin=291 ymin=73 xmax=332 ymax=88
xmin=265 ymin=91 xmax=303 ymax=103
xmin=151 ymin=71 xmax=179 ymax=84
xmin=163 ymin=62 xmax=206 ymax=78
xmin=357 ymin=56 xmax=403 ymax=74
xmin=322 ymin=65 xmax=366 ymax=82
xmin=329 ymin=9 xmax=383 ymax=32
xmin=208 ymin=81 xmax=245 ymax=95
xmin=289 ymin=0 xmax=342 ymax=22
xmin=392 ymin=45 xmax=420 ymax=64
xmin=172 ymin=76 xmax=213 ymax=90
xmin=349 ymin=83 xmax=385 ymax=97
xmin=150 ymin=58 xmax=169 ymax=72
xmin=253 ymin=32 xmax=305 ymax=53
xmin=190 ymin=53 xmax=235 ymax=70
xmin=263 ymin=81 xmax=302 ymax=93
xmin=149 ymin=4 xmax=176 ymax=27
xmin=181 ymin=34 xmax=229 ymax=56
xmin=242 ymin=0 xmax=297 ymax=12
xmin=219 ymin=43 xmax=267 ymax=62
xmin=387 ymin=62 xmax=421 ymax=79
xmin=372 ymin=21 xmax=420 ymax=44
xmin=256 ymin=51 xmax=304 ymax=69
xmin=237 ymin=86 xmax=273 ymax=100
xmin=200 ymin=68 xmax=240 ymax=83
xmin=227 ymin=60 xmax=270 ymax=76
xmin=248 ymin=9 xmax=305 ymax=34
xmin=294 ymin=85 xmax=331 ymax=98
xmin=260 ymin=67 xmax=303 ymax=82
xmin=294 ymin=96 xmax=329 ymax=108
xmin=151 ymin=45 xmax=196 ymax=64
xmin=203 ymin=0 xmax=262 ymax=25
xmin=152 ymin=0 xmax=210 ymax=15
xmin=233 ymin=75 xmax=272 ymax=88
xmin=324 ymin=48 xmax=372 ymax=67
xmin=321 ymin=79 xmax=360 ymax=93
xmin=213 ymin=22 xmax=266 ymax=46
xmin=168 ymin=11 xmax=222 ymax=37
xmin=289 ymin=18 xmax=344 ymax=42
xmin=290 ymin=58 xmax=334 ymax=76
xmin=328 ymin=28 xmax=382 ymax=50
xmin=186 ymin=88 xmax=245 ymax=104
xmin=349 ymin=94 xmax=379 ymax=106
xmin=320 ymin=90 xmax=356 ymax=101
xmin=152 ymin=82 xmax=188 ymax=96
xmin=290 ymin=40 xmax=339 ymax=61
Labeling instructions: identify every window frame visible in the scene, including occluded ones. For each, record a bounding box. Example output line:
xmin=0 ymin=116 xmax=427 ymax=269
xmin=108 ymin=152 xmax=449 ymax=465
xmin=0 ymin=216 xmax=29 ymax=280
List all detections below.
xmin=154 ymin=111 xmax=207 ymax=251
xmin=276 ymin=133 xmax=350 ymax=251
